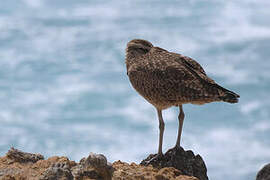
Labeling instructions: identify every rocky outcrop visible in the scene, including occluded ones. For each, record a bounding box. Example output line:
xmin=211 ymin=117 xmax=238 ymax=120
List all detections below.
xmin=0 ymin=148 xmax=113 ymax=180
xmin=257 ymin=163 xmax=270 ymax=180
xmin=0 ymin=147 xmax=202 ymax=180
xmin=141 ymin=146 xmax=208 ymax=180
xmin=113 ymin=161 xmax=198 ymax=180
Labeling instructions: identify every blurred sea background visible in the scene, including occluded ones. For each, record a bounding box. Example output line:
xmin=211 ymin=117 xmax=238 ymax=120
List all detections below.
xmin=1 ymin=0 xmax=270 ymax=179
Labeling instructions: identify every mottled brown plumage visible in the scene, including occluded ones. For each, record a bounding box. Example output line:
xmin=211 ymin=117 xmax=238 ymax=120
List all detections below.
xmin=125 ymin=39 xmax=239 ymax=157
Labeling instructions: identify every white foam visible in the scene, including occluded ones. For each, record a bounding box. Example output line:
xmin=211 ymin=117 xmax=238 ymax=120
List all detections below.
xmin=253 ymin=121 xmax=270 ymax=132
xmin=105 ymin=96 xmax=155 ymax=125
xmin=183 ymin=127 xmax=270 ymax=179
xmin=209 ymin=1 xmax=270 ymax=43
xmin=22 ymin=0 xmax=44 ymax=8
xmin=206 ymin=61 xmax=254 ymax=85
xmin=72 ymin=6 xmax=119 ymax=18
xmin=240 ymin=101 xmax=262 ymax=115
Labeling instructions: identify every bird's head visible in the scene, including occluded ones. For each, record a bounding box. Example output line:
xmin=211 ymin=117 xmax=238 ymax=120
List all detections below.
xmin=126 ymin=39 xmax=153 ymax=58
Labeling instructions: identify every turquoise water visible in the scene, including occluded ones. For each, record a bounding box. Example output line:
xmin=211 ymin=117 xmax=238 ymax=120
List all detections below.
xmin=1 ymin=0 xmax=270 ymax=179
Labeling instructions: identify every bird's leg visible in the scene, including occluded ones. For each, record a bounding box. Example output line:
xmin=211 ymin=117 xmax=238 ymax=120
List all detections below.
xmin=157 ymin=108 xmax=165 ymax=155
xmin=142 ymin=108 xmax=165 ymax=165
xmin=175 ymin=105 xmax=185 ymax=148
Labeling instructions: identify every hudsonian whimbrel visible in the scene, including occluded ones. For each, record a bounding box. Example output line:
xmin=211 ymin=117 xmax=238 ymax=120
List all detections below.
xmin=125 ymin=39 xmax=240 ymax=157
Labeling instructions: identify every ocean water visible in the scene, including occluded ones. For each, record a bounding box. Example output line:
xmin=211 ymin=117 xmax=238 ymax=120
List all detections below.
xmin=0 ymin=0 xmax=270 ymax=179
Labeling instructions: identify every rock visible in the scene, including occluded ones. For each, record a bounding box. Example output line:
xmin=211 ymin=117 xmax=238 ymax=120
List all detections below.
xmin=6 ymin=147 xmax=44 ymax=163
xmin=0 ymin=168 xmax=24 ymax=180
xmin=40 ymin=162 xmax=73 ymax=180
xmin=112 ymin=161 xmax=198 ymax=180
xmin=140 ymin=146 xmax=208 ymax=180
xmin=84 ymin=153 xmax=108 ymax=168
xmin=257 ymin=163 xmax=270 ymax=180
xmin=72 ymin=152 xmax=114 ymax=180
xmin=0 ymin=147 xmax=201 ymax=180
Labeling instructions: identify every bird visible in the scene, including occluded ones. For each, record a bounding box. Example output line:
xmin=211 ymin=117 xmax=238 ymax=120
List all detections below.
xmin=125 ymin=39 xmax=240 ymax=158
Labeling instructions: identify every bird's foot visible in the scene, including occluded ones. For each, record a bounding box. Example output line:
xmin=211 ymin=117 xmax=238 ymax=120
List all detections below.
xmin=142 ymin=153 xmax=164 ymax=166
xmin=172 ymin=144 xmax=181 ymax=151
xmin=167 ymin=144 xmax=184 ymax=153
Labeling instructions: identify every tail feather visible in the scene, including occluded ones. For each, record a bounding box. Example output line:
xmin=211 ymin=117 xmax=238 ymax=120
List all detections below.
xmin=220 ymin=91 xmax=239 ymax=103
xmin=214 ymin=84 xmax=240 ymax=103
